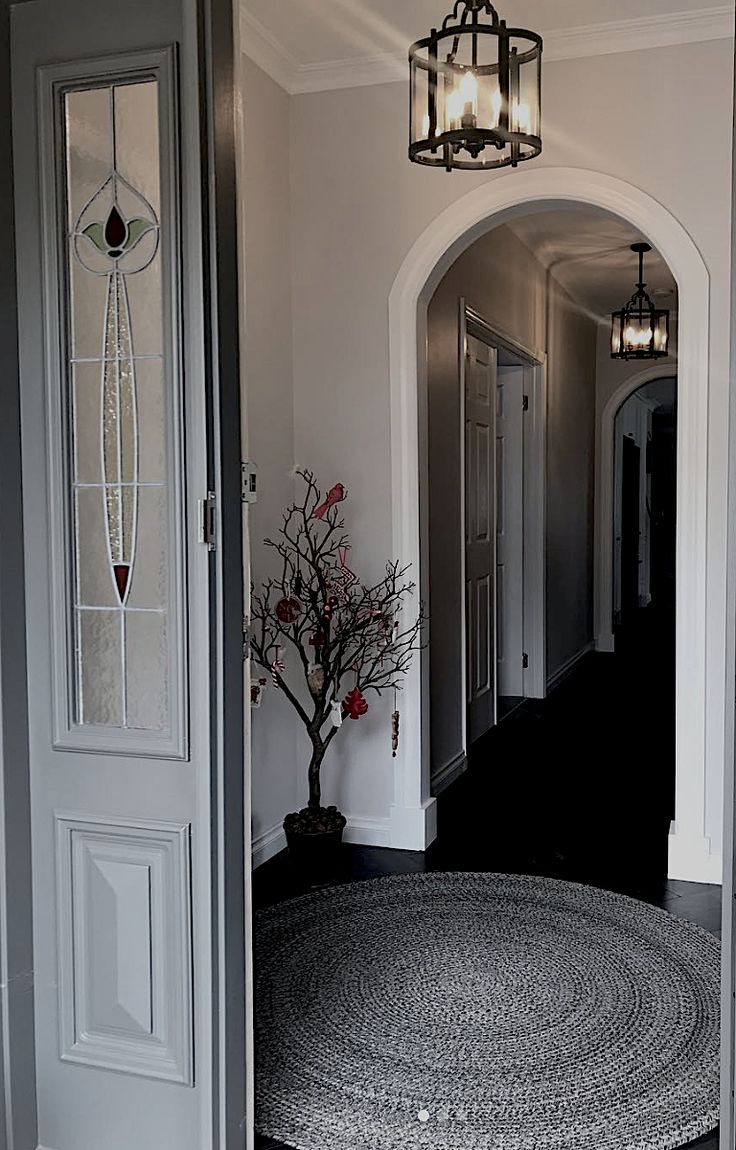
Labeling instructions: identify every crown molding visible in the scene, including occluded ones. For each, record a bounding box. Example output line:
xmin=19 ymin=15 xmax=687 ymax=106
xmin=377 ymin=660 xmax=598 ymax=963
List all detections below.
xmin=240 ymin=4 xmax=734 ymax=96
xmin=238 ymin=8 xmax=300 ymax=94
xmin=543 ymin=4 xmax=734 ymax=62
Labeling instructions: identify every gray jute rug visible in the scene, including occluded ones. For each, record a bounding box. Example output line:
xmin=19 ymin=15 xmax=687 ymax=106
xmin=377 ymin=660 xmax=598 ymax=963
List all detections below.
xmin=255 ymin=872 xmax=720 ymax=1150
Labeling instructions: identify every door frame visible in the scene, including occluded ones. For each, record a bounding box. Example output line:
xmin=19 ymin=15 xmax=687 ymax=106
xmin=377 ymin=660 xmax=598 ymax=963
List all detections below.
xmin=596 ymin=366 xmax=678 ymax=651
xmin=0 ymin=5 xmax=36 ymax=1147
xmin=390 ymin=167 xmax=714 ymax=889
xmin=459 ymin=302 xmax=546 ymax=760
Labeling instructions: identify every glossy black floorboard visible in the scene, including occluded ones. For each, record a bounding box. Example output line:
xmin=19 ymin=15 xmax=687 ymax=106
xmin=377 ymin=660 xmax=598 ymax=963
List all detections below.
xmin=254 ymin=614 xmax=721 ymax=1150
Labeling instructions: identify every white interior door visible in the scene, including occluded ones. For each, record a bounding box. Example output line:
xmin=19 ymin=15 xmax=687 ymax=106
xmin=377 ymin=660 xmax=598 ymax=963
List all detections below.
xmin=496 ymin=365 xmax=525 ymax=699
xmin=465 ymin=334 xmax=498 ymax=743
xmin=10 ymin=3 xmax=246 ymax=1148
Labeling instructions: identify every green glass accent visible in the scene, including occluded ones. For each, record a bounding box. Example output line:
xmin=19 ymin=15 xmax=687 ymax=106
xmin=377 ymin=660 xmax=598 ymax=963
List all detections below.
xmin=82 ymin=222 xmax=106 ymax=252
xmin=124 ymin=218 xmax=154 ymax=250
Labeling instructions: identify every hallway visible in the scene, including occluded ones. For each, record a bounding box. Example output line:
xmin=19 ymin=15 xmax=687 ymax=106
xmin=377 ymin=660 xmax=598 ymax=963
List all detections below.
xmin=436 ymin=609 xmax=676 ymax=891
xmin=254 ymin=611 xmax=719 ymax=1150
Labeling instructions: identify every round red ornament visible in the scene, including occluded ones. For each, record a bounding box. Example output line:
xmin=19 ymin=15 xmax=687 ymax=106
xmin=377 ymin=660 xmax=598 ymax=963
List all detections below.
xmin=275 ymin=596 xmax=303 ymax=624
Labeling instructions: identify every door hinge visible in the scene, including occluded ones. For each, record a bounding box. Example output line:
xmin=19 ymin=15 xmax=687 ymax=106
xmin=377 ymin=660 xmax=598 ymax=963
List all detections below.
xmin=522 ymin=652 xmax=529 ymax=669
xmin=522 ymin=395 xmax=529 ymax=412
xmin=243 ymin=619 xmax=251 ymax=660
xmin=241 ymin=461 xmax=258 ymax=504
xmin=198 ymin=492 xmax=217 ymax=551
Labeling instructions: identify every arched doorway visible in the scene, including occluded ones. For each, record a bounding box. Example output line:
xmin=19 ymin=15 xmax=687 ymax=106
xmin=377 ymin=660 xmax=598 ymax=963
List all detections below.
xmin=388 ymin=167 xmax=715 ymax=884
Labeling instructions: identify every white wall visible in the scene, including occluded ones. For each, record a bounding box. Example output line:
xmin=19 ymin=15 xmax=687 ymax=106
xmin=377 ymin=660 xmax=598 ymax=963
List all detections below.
xmin=426 ymin=225 xmax=597 ymax=782
xmin=242 ymin=59 xmax=300 ymax=861
xmin=546 ymin=276 xmax=598 ymax=676
xmin=245 ymin=37 xmax=733 ymax=864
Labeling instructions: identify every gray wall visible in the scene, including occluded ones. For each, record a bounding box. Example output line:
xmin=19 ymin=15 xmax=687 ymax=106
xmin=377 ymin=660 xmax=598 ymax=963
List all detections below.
xmin=286 ymin=40 xmax=732 ymax=842
xmin=242 ymin=35 xmax=732 ymax=856
xmin=427 ymin=225 xmax=598 ymax=779
xmin=545 ymin=277 xmax=598 ymax=675
xmin=0 ymin=3 xmax=36 ymax=1146
xmin=242 ymin=57 xmax=300 ymax=856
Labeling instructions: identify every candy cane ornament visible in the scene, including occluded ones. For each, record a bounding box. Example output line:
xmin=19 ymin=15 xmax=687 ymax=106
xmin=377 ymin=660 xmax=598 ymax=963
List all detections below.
xmin=271 ymin=645 xmax=285 ymax=688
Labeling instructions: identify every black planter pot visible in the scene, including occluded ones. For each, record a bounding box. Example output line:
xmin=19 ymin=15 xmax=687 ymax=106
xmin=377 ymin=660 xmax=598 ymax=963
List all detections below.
xmin=283 ymin=811 xmax=346 ymax=881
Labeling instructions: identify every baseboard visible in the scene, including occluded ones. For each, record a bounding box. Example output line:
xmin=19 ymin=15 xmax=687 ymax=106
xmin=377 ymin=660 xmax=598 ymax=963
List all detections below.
xmin=252 ymin=822 xmax=286 ymax=869
xmin=252 ymin=813 xmax=394 ymax=866
xmin=253 ymin=798 xmax=438 ymax=864
xmin=431 ymin=750 xmax=467 ymax=796
xmin=546 ymin=641 xmax=595 ymax=693
xmin=595 ymin=631 xmax=616 ymax=654
xmin=389 ymin=798 xmax=438 ymax=851
xmin=668 ymin=827 xmax=723 ymax=885
xmin=343 ymin=815 xmax=393 ymax=848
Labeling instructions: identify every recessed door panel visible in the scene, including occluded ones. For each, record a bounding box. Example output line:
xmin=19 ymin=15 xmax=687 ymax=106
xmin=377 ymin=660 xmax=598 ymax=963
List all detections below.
xmin=465 ymin=334 xmax=497 ymax=743
xmin=496 ymin=366 xmax=525 ymax=699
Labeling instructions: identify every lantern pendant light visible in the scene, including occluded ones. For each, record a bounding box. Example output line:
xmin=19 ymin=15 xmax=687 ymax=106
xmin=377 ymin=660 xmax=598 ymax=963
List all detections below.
xmin=610 ymin=243 xmax=670 ymax=361
xmin=409 ymin=0 xmax=543 ymax=173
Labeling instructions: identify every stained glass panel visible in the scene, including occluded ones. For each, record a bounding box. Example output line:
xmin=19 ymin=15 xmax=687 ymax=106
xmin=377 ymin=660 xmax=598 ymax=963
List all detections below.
xmin=65 ymin=79 xmax=169 ymax=732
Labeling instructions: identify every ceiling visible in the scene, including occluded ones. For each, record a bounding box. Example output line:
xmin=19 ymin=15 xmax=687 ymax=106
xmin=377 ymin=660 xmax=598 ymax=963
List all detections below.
xmin=240 ymin=0 xmax=733 ymax=93
xmin=503 ymin=206 xmax=677 ymax=321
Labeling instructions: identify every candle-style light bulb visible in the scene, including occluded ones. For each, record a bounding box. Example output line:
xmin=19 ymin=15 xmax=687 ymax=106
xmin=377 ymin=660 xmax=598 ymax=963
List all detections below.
xmin=459 ymin=69 xmax=478 ymax=112
xmin=490 ymin=87 xmax=502 ymax=128
xmin=446 ymin=88 xmax=464 ymax=127
xmin=512 ymin=101 xmax=531 ymax=133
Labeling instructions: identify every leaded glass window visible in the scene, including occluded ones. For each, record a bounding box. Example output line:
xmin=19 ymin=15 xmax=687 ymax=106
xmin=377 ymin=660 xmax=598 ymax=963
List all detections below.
xmin=64 ymin=79 xmax=171 ymax=733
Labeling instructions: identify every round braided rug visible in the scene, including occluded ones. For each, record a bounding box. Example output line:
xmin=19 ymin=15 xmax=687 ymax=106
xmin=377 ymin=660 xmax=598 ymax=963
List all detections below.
xmin=255 ymin=872 xmax=720 ymax=1150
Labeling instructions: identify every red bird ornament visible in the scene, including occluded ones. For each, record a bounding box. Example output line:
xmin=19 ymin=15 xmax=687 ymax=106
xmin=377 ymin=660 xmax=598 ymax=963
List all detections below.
xmin=313 ymin=482 xmax=346 ymax=520
xmin=343 ymin=687 xmax=369 ymax=721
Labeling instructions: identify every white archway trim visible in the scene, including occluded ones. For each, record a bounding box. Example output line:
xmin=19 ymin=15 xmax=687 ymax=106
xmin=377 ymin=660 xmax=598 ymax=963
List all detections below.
xmin=595 ymin=364 xmax=678 ymax=656
xmin=388 ymin=166 xmax=715 ymax=883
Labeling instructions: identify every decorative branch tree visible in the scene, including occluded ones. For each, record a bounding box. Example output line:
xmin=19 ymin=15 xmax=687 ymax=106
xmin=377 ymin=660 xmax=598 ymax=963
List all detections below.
xmin=251 ymin=470 xmax=423 ymax=836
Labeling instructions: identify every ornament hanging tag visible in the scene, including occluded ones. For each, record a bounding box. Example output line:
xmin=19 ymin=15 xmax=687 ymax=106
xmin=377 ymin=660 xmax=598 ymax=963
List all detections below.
xmin=251 ymin=678 xmax=267 ymax=708
xmin=330 ymin=700 xmax=343 ymax=728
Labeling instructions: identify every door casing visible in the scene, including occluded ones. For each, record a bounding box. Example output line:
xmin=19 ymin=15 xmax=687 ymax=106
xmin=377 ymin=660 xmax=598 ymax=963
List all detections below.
xmin=458 ymin=302 xmax=546 ymax=762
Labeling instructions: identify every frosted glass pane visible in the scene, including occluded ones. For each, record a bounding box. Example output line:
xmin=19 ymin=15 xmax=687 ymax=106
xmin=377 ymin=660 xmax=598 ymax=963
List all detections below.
xmin=76 ymin=488 xmax=117 ymax=607
xmin=125 ymin=261 xmax=163 ymax=358
xmin=126 ymin=612 xmax=168 ymax=731
xmin=136 ymin=359 xmax=166 ymax=482
xmin=73 ymin=364 xmax=102 ymax=484
xmin=64 ymin=75 xmax=172 ymax=737
xmin=65 ymin=87 xmax=112 ymax=226
xmin=127 ymin=488 xmax=167 ymax=609
xmin=113 ymin=83 xmax=160 ymax=216
xmin=79 ymin=610 xmax=123 ymax=726
xmin=71 ymin=261 xmax=108 ymax=360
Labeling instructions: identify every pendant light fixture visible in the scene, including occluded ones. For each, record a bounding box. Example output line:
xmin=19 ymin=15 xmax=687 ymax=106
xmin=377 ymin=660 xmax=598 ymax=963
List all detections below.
xmin=409 ymin=0 xmax=543 ymax=173
xmin=611 ymin=243 xmax=670 ymax=360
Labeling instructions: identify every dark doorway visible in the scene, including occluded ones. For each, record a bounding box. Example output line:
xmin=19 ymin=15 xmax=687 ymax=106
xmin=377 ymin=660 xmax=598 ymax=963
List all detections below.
xmin=613 ymin=377 xmax=677 ymax=830
xmin=620 ymin=434 xmax=641 ymax=627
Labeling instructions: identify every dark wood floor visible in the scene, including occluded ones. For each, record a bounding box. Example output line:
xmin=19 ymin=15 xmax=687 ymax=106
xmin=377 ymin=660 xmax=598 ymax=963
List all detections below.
xmin=253 ymin=610 xmax=721 ymax=1150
